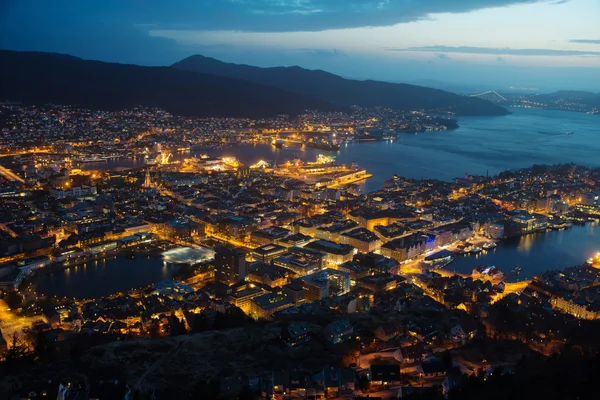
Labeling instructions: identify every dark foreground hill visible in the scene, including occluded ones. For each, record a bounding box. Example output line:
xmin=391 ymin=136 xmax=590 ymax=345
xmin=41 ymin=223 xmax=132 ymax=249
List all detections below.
xmin=173 ymin=55 xmax=509 ymax=116
xmin=0 ymin=50 xmax=340 ymax=118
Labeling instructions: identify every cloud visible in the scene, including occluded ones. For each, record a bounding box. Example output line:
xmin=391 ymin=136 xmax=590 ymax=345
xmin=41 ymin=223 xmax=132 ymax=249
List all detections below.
xmin=0 ymin=0 xmax=554 ymax=34
xmin=570 ymin=39 xmax=600 ymax=44
xmin=296 ymin=48 xmax=347 ymax=57
xmin=386 ymin=45 xmax=600 ymax=56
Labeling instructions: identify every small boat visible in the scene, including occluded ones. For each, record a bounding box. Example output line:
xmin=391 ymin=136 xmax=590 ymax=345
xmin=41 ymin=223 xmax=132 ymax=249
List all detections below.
xmin=512 ymin=266 xmax=523 ymax=275
xmin=565 ymin=131 xmax=574 ymax=135
xmin=470 ymin=246 xmax=482 ymax=254
xmin=482 ymin=242 xmax=497 ymax=250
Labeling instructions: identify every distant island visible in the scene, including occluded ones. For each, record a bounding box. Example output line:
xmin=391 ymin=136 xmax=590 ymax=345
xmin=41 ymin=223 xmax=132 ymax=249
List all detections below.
xmin=472 ymin=90 xmax=600 ymax=115
xmin=517 ymin=90 xmax=600 ymax=114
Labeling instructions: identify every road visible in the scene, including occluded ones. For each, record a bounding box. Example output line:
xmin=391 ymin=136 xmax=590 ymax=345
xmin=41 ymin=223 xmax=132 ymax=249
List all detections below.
xmin=0 ymin=299 xmax=44 ymax=346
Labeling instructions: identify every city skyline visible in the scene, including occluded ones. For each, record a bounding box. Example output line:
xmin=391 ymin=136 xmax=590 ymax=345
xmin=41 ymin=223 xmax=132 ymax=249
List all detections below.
xmin=1 ymin=0 xmax=600 ymax=91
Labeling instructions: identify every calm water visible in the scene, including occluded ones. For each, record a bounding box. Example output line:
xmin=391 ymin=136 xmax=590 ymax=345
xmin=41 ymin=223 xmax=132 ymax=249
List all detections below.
xmin=449 ymin=222 xmax=599 ymax=281
xmin=88 ymin=107 xmax=600 ymax=192
xmin=36 ymin=255 xmax=173 ymax=299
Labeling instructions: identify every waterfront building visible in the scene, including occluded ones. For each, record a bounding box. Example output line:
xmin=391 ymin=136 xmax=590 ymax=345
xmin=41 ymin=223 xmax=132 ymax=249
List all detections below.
xmin=85 ymin=239 xmax=118 ymax=254
xmin=214 ymin=246 xmax=247 ymax=286
xmin=52 ymin=247 xmax=85 ymax=263
xmin=428 ymin=222 xmax=472 ymax=247
xmin=163 ymin=218 xmax=204 ymax=242
xmin=485 ymin=222 xmax=505 ymax=240
xmin=0 ymin=265 xmax=24 ymax=291
xmin=381 ymin=233 xmax=430 ymax=263
xmin=152 ymin=280 xmax=194 ymax=299
xmin=17 ymin=255 xmax=51 ymax=272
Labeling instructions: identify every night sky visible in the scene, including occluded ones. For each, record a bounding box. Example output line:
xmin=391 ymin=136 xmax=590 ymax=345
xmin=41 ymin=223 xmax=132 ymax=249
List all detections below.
xmin=1 ymin=0 xmax=599 ymax=91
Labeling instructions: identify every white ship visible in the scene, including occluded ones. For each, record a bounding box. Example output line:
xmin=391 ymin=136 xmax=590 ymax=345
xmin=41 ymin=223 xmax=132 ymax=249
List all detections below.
xmin=482 ymin=242 xmax=497 ymax=250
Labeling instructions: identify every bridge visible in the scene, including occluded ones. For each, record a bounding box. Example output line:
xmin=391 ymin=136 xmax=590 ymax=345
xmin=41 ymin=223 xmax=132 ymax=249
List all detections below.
xmin=469 ymin=90 xmax=507 ymax=101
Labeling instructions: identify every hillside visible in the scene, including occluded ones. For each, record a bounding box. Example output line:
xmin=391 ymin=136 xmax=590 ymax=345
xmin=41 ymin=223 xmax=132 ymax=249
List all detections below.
xmin=530 ymin=90 xmax=600 ymax=108
xmin=0 ymin=50 xmax=340 ymax=118
xmin=173 ymin=55 xmax=509 ymax=116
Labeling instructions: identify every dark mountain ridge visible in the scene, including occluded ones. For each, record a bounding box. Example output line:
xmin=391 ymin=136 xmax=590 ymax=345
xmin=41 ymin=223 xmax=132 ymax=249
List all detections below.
xmin=0 ymin=50 xmax=340 ymax=118
xmin=173 ymin=55 xmax=509 ymax=116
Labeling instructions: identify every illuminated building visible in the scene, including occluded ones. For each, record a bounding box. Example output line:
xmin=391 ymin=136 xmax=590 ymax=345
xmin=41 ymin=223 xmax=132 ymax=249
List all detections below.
xmin=251 ymin=226 xmax=291 ymax=246
xmin=273 ymin=246 xmax=323 ymax=276
xmin=550 ymin=296 xmax=600 ymax=320
xmin=305 ymin=239 xmax=356 ymax=265
xmin=300 ymin=269 xmax=351 ymax=301
xmin=214 ymin=246 xmax=247 ymax=286
xmin=0 ymin=265 xmax=24 ymax=291
xmin=49 ymin=185 xmax=97 ymax=199
xmin=323 ymin=319 xmax=353 ymax=344
xmin=247 ymin=261 xmax=289 ymax=288
xmin=339 ymin=228 xmax=382 ymax=253
xmin=143 ymin=167 xmax=152 ymax=188
xmin=250 ymin=244 xmax=287 ymax=263
xmin=250 ymin=290 xmax=294 ymax=320
xmin=229 ymin=282 xmax=267 ymax=314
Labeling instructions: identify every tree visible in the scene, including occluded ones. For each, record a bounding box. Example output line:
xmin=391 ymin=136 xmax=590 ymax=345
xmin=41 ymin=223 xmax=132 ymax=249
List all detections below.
xmin=356 ymin=376 xmax=370 ymax=393
xmin=3 ymin=291 xmax=23 ymax=310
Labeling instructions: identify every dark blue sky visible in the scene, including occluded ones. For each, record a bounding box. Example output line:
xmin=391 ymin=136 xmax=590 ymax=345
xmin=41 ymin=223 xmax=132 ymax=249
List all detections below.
xmin=1 ymin=0 xmax=599 ymax=91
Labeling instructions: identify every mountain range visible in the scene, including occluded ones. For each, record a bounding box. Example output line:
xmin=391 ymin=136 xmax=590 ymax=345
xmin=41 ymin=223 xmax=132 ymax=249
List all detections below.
xmin=0 ymin=50 xmax=338 ymax=118
xmin=0 ymin=50 xmax=508 ymax=118
xmin=173 ymin=55 xmax=509 ymax=116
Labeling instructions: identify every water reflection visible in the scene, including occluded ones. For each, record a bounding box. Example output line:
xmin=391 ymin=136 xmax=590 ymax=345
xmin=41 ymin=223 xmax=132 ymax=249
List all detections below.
xmin=450 ymin=224 xmax=599 ymax=281
xmin=37 ymin=255 xmax=172 ymax=299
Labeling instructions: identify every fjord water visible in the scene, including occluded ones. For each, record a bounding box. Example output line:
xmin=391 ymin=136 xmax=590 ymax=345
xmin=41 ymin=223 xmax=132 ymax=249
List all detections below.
xmin=214 ymin=107 xmax=600 ymax=191
xmin=450 ymin=222 xmax=599 ymax=281
xmin=95 ymin=107 xmax=600 ymax=193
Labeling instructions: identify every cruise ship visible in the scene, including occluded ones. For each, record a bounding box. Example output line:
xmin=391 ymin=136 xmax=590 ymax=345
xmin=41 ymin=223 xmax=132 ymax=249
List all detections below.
xmin=74 ymin=156 xmax=106 ymax=163
xmin=306 ymin=141 xmax=340 ymax=151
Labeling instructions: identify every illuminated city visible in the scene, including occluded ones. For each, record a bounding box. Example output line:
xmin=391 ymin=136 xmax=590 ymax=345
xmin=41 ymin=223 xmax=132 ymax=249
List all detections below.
xmin=1 ymin=0 xmax=600 ymax=399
